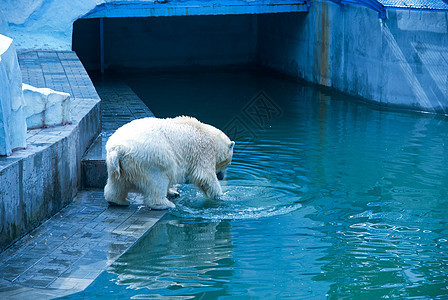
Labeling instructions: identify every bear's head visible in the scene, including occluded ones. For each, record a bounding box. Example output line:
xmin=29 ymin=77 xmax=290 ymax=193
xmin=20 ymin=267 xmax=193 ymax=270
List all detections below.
xmin=216 ymin=139 xmax=235 ymax=180
xmin=212 ymin=129 xmax=235 ymax=181
xmin=199 ymin=121 xmax=235 ymax=180
xmin=176 ymin=116 xmax=235 ymax=180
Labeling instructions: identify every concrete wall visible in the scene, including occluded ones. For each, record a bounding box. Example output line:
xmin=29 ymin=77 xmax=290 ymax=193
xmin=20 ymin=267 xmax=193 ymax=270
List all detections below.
xmin=73 ymin=15 xmax=258 ymax=71
xmin=258 ymin=1 xmax=448 ymax=113
xmin=75 ymin=2 xmax=448 ymax=113
xmin=1 ymin=0 xmax=303 ymax=51
xmin=0 ymin=107 xmax=100 ymax=250
xmin=0 ymin=110 xmax=99 ymax=250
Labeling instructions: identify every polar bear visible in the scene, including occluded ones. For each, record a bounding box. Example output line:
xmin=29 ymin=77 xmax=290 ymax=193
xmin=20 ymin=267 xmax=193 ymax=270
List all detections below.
xmin=104 ymin=116 xmax=235 ymax=210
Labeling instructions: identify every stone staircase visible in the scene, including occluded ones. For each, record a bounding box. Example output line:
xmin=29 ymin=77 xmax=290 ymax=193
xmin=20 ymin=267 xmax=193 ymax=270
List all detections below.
xmin=81 ymin=131 xmax=111 ymax=188
xmin=81 ymin=77 xmax=155 ymax=189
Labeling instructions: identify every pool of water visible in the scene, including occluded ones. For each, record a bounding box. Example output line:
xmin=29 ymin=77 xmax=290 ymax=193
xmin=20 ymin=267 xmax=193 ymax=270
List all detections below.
xmin=72 ymin=69 xmax=448 ymax=299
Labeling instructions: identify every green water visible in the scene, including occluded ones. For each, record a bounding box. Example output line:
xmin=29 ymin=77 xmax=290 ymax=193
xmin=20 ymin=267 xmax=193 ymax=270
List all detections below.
xmin=75 ymin=69 xmax=448 ymax=299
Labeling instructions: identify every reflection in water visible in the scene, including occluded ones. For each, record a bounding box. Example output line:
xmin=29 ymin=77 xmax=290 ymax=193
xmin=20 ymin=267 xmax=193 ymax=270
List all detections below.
xmin=109 ymin=219 xmax=235 ymax=299
xmin=70 ymin=69 xmax=448 ymax=299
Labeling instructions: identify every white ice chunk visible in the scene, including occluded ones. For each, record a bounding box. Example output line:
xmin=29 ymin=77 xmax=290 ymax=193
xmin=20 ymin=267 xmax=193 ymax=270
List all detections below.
xmin=22 ymin=83 xmax=71 ymax=129
xmin=0 ymin=34 xmax=27 ymax=156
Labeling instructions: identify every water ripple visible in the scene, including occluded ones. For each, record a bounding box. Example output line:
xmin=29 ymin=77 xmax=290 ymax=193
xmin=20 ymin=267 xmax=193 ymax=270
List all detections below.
xmin=171 ymin=182 xmax=302 ymax=220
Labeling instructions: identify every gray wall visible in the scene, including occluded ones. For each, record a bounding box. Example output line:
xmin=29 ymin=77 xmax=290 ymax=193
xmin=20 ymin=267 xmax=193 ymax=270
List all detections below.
xmin=258 ymin=1 xmax=448 ymax=113
xmin=73 ymin=15 xmax=258 ymax=71
xmin=0 ymin=105 xmax=100 ymax=250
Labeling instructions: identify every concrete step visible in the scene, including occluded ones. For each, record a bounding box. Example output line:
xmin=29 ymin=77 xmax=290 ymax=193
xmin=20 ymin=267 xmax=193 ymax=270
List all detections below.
xmin=80 ymin=77 xmax=155 ymax=189
xmin=81 ymin=131 xmax=113 ymax=189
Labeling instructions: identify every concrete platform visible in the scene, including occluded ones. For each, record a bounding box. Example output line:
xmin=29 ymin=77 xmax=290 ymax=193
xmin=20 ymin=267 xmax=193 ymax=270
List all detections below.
xmin=0 ymin=191 xmax=165 ymax=299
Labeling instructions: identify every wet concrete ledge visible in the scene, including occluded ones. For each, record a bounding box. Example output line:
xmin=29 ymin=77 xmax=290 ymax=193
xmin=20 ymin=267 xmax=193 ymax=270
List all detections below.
xmin=0 ymin=51 xmax=101 ymax=251
xmin=0 ymin=191 xmax=165 ymax=299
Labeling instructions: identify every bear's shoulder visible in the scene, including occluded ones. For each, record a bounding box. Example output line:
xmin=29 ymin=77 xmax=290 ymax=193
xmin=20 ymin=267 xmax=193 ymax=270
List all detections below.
xmin=172 ymin=116 xmax=200 ymax=125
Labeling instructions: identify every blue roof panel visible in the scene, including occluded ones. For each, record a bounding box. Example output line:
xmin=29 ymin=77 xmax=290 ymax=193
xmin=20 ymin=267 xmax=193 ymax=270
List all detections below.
xmin=377 ymin=0 xmax=448 ymax=10
xmin=82 ymin=0 xmax=310 ymax=19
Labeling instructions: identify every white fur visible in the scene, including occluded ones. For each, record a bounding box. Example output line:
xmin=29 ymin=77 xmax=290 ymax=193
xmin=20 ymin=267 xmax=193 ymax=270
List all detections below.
xmin=104 ymin=116 xmax=234 ymax=210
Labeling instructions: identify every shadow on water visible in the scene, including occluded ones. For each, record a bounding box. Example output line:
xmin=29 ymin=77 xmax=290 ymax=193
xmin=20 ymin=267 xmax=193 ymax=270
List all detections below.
xmin=66 ymin=68 xmax=448 ymax=299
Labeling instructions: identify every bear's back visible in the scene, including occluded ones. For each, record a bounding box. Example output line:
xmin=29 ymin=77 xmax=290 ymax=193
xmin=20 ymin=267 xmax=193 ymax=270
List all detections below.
xmin=106 ymin=117 xmax=205 ymax=156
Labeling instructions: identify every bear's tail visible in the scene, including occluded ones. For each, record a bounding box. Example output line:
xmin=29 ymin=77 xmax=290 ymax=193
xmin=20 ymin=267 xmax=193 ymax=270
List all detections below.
xmin=106 ymin=147 xmax=123 ymax=177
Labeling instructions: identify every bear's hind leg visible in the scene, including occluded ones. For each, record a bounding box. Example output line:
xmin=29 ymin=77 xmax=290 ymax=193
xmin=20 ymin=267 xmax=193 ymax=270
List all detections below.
xmin=137 ymin=169 xmax=175 ymax=210
xmin=104 ymin=176 xmax=130 ymax=206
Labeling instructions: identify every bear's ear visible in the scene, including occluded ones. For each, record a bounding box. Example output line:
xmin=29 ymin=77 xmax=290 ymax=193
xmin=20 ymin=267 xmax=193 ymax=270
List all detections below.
xmin=229 ymin=141 xmax=235 ymax=150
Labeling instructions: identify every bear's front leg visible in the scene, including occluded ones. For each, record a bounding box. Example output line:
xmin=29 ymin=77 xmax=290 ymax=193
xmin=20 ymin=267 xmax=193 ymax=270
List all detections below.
xmin=193 ymin=171 xmax=223 ymax=199
xmin=202 ymin=179 xmax=223 ymax=199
